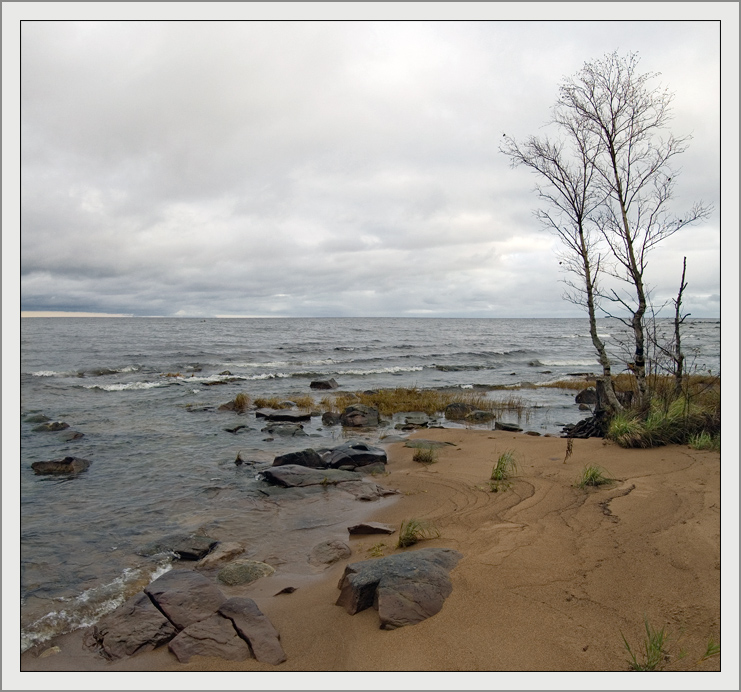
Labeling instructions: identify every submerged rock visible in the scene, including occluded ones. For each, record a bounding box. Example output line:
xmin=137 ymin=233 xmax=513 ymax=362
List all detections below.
xmin=255 ymin=409 xmax=311 ymax=423
xmin=31 ymin=456 xmax=91 ymax=475
xmin=32 ymin=421 xmax=70 ymax=432
xmin=136 ymin=534 xmax=218 ymax=561
xmin=310 ymin=378 xmax=339 ymax=390
xmin=336 ymin=548 xmax=463 ymax=629
xmin=260 ymin=465 xmax=359 ymax=488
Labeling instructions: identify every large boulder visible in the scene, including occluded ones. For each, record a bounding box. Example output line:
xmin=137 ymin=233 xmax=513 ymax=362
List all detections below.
xmin=144 ymin=569 xmax=226 ymax=630
xmin=31 ymin=456 xmax=91 ymax=475
xmin=219 ymin=597 xmax=287 ymax=665
xmin=336 ymin=548 xmax=463 ymax=629
xmin=310 ymin=378 xmax=339 ymax=390
xmin=84 ymin=591 xmax=177 ymax=660
xmin=272 ymin=449 xmax=326 ymax=469
xmin=575 ymin=387 xmax=598 ymax=404
xmin=321 ymin=441 xmax=387 ymax=469
xmin=168 ymin=612 xmax=251 ymax=663
xmin=340 ymin=404 xmax=380 ymax=427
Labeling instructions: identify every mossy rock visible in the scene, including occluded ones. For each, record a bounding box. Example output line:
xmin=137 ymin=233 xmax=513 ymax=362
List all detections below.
xmin=217 ymin=560 xmax=275 ymax=586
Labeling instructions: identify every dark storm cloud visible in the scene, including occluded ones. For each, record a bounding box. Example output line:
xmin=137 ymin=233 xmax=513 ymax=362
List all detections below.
xmin=17 ymin=17 xmax=723 ymax=317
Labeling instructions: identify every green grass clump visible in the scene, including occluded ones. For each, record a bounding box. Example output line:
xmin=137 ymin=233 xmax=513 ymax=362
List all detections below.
xmin=491 ymin=450 xmax=517 ymax=481
xmin=575 ymin=465 xmax=612 ymax=489
xmin=396 ymin=519 xmax=440 ymax=548
xmin=688 ymin=431 xmax=720 ymax=451
xmin=622 ymin=616 xmax=670 ymax=671
xmin=412 ymin=447 xmax=438 ymax=464
xmin=233 ymin=392 xmax=250 ymax=412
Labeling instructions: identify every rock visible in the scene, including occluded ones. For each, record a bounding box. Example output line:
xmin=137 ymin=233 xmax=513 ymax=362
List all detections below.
xmin=343 ymin=481 xmax=396 ymax=501
xmin=336 ymin=548 xmax=463 ymax=629
xmin=219 ymin=370 xmax=233 ymax=376
xmin=219 ymin=597 xmax=287 ymax=665
xmin=168 ymin=612 xmax=251 ymax=663
xmin=272 ymin=448 xmax=326 ymax=469
xmin=525 ymin=431 xmax=541 ymax=436
xmin=347 ymin=522 xmax=396 ymax=535
xmin=340 ymin=404 xmax=380 ymax=427
xmin=32 ymin=421 xmax=70 ymax=432
xmin=224 ymin=424 xmax=249 ymax=434
xmin=262 ymin=423 xmax=307 ymax=437
xmin=255 ymin=409 xmax=311 ymax=423
xmin=444 ymin=403 xmax=477 ymax=420
xmin=58 ymin=430 xmax=85 ymax=441
xmin=578 ymin=403 xmax=591 ymax=411
xmin=402 ymin=412 xmax=430 ymax=428
xmin=274 ymin=586 xmax=296 ymax=595
xmin=356 ymin=462 xmax=387 ymax=475
xmin=321 ymin=411 xmax=342 ymax=426
xmin=85 ymin=591 xmax=177 ymax=660
xmin=259 ymin=465 xmax=358 ymax=488
xmin=196 ymin=542 xmax=246 ymax=571
xmin=138 ymin=534 xmax=218 ymax=561
xmin=217 ymin=560 xmax=275 ymax=586
xmin=322 ymin=441 xmax=387 ymax=469
xmin=310 ymin=378 xmax=339 ymax=390
xmin=563 ymin=412 xmax=607 ymax=439
xmin=144 ymin=569 xmax=226 ymax=630
xmin=38 ymin=646 xmax=61 ymax=658
xmin=465 ymin=410 xmax=496 ymax=423
xmin=309 ymin=540 xmax=352 ymax=566
xmin=31 ymin=456 xmax=91 ymax=475
xmin=494 ymin=422 xmax=523 ymax=432
xmin=575 ymin=387 xmax=598 ymax=404
xmin=23 ymin=413 xmax=51 ymax=423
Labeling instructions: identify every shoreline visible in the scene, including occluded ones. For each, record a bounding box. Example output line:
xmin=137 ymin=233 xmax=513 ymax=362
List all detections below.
xmin=18 ymin=428 xmax=722 ymax=679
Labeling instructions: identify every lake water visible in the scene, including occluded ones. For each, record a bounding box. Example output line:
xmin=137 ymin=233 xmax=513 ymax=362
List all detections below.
xmin=18 ymin=316 xmax=720 ymax=652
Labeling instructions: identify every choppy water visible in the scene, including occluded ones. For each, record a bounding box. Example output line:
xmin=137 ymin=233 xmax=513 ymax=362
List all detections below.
xmin=19 ymin=317 xmax=720 ymax=651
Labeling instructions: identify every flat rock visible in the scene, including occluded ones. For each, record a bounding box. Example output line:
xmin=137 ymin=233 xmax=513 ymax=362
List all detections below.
xmin=31 ymin=456 xmax=91 ymax=475
xmin=84 ymin=591 xmax=177 ymax=660
xmin=168 ymin=612 xmax=251 ymax=663
xmin=261 ymin=423 xmax=307 ymax=437
xmin=309 ymin=540 xmax=352 ymax=567
xmin=219 ymin=597 xmax=287 ymax=665
xmin=144 ymin=569 xmax=226 ymax=630
xmin=322 ymin=440 xmax=387 ymax=469
xmin=58 ymin=430 xmax=85 ymax=441
xmin=347 ymin=522 xmax=396 ymax=535
xmin=217 ymin=560 xmax=275 ymax=586
xmin=494 ymin=421 xmax=523 ymax=432
xmin=340 ymin=404 xmax=380 ymax=427
xmin=137 ymin=534 xmax=218 ymax=561
xmin=336 ymin=548 xmax=463 ymax=629
xmin=195 ymin=542 xmax=246 ymax=571
xmin=255 ymin=409 xmax=312 ymax=423
xmin=260 ymin=465 xmax=359 ymax=488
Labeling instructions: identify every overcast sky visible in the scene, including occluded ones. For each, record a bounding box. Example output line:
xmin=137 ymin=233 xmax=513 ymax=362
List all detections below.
xmin=13 ymin=8 xmax=734 ymax=318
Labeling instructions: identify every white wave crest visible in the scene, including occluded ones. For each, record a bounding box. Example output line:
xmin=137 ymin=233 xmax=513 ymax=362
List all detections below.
xmin=84 ymin=381 xmax=164 ymax=391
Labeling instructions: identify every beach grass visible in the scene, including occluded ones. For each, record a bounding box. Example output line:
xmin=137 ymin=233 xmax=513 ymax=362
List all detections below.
xmin=575 ymin=464 xmax=612 ymax=489
xmin=621 ymin=616 xmax=671 ymax=671
xmin=397 ymin=519 xmax=440 ymax=548
xmin=412 ymin=447 xmax=438 ymax=464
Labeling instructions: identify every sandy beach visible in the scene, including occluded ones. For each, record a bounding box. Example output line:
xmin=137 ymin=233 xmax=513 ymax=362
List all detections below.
xmin=19 ymin=428 xmax=722 ymax=684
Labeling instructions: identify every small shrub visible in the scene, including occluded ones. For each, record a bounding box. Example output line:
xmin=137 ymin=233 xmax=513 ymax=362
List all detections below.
xmin=397 ymin=519 xmax=440 ymax=548
xmin=491 ymin=450 xmax=517 ymax=481
xmin=413 ymin=447 xmax=437 ymax=464
xmin=575 ymin=465 xmax=612 ymax=489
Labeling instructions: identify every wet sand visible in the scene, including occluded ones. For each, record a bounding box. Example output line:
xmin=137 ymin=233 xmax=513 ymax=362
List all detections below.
xmin=17 ymin=429 xmax=724 ymax=686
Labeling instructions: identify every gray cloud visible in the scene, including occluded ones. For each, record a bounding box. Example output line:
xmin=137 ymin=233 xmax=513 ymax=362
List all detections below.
xmin=19 ymin=18 xmax=722 ymax=317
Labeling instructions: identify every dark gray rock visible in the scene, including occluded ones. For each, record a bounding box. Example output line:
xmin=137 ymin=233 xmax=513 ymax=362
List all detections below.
xmin=347 ymin=522 xmax=396 ymax=535
xmin=321 ymin=411 xmax=342 ymax=426
xmin=31 ymin=456 xmax=91 ymax=475
xmin=84 ymin=591 xmax=177 ymax=660
xmin=58 ymin=430 xmax=85 ymax=441
xmin=144 ymin=569 xmax=227 ymax=630
xmin=465 ymin=410 xmax=496 ymax=423
xmin=272 ymin=449 xmax=326 ymax=469
xmin=255 ymin=409 xmax=311 ymax=423
xmin=356 ymin=462 xmax=387 ymax=475
xmin=336 ymin=548 xmax=463 ymax=629
xmin=217 ymin=560 xmax=275 ymax=586
xmin=322 ymin=441 xmax=387 ymax=469
xmin=219 ymin=597 xmax=287 ymax=665
xmin=168 ymin=612 xmax=251 ymax=663
xmin=444 ymin=403 xmax=477 ymax=420
xmin=137 ymin=534 xmax=218 ymax=561
xmin=575 ymin=387 xmax=598 ymax=404
xmin=340 ymin=404 xmax=380 ymax=427
xmin=309 ymin=540 xmax=352 ymax=566
xmin=32 ymin=421 xmax=70 ymax=432
xmin=262 ymin=423 xmax=307 ymax=438
xmin=24 ymin=413 xmax=51 ymax=423
xmin=260 ymin=465 xmax=359 ymax=488
xmin=401 ymin=412 xmax=430 ymax=428
xmin=310 ymin=378 xmax=339 ymax=390
xmin=494 ymin=421 xmax=523 ymax=432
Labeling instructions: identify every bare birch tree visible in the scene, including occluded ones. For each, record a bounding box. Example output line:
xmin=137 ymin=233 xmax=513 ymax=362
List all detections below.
xmin=555 ymin=52 xmax=712 ymax=407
